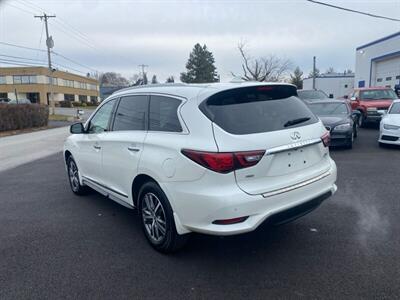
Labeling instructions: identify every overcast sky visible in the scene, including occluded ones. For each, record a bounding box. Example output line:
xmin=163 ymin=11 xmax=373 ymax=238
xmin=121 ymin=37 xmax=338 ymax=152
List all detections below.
xmin=0 ymin=0 xmax=399 ymax=82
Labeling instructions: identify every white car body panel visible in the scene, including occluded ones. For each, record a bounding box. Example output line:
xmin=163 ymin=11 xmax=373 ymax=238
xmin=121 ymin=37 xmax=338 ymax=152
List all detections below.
xmin=379 ymin=100 xmax=400 ymax=145
xmin=64 ymin=82 xmax=337 ymax=236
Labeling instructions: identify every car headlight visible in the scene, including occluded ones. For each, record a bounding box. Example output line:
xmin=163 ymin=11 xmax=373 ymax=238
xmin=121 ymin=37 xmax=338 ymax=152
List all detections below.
xmin=367 ymin=107 xmax=377 ymax=111
xmin=383 ymin=124 xmax=400 ymax=130
xmin=333 ymin=123 xmax=351 ymax=131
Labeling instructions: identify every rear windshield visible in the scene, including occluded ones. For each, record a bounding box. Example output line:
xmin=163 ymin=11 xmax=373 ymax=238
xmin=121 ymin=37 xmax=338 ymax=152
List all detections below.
xmin=360 ymin=89 xmax=397 ymax=100
xmin=200 ymin=85 xmax=318 ymax=135
xmin=309 ymin=103 xmax=349 ymax=116
xmin=297 ymin=90 xmax=328 ymax=100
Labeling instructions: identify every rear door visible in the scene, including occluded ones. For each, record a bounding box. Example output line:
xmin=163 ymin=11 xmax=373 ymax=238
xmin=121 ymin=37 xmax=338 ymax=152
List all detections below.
xmin=101 ymin=95 xmax=149 ymax=203
xmin=200 ymin=85 xmax=330 ymax=195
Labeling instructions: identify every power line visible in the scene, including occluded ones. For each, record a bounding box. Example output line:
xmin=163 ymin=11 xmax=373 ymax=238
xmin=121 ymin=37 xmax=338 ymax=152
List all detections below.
xmin=3 ymin=2 xmax=34 ymax=16
xmin=306 ymin=0 xmax=400 ymax=22
xmin=0 ymin=41 xmax=47 ymax=52
xmin=0 ymin=54 xmax=47 ymax=62
xmin=52 ymin=51 xmax=98 ymax=73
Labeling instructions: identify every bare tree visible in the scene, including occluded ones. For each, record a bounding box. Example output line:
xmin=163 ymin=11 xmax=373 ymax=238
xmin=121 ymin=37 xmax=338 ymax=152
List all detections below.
xmin=232 ymin=42 xmax=292 ymax=82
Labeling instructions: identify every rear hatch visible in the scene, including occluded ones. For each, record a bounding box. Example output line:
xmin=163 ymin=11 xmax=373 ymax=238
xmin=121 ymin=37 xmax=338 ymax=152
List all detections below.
xmin=200 ymin=84 xmax=331 ymax=195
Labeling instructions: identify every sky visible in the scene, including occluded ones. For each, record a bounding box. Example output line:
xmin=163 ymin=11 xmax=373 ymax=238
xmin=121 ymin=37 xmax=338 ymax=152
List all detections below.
xmin=0 ymin=0 xmax=399 ymax=82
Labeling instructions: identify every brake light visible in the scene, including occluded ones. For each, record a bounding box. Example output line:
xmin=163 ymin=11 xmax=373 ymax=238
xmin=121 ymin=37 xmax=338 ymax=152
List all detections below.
xmin=181 ymin=149 xmax=265 ymax=173
xmin=321 ymin=132 xmax=330 ymax=147
xmin=212 ymin=216 xmax=249 ymax=225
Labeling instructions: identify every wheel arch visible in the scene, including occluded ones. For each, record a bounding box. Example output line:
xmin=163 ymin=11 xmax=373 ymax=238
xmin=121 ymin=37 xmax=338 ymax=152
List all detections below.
xmin=131 ymin=174 xmax=159 ymax=208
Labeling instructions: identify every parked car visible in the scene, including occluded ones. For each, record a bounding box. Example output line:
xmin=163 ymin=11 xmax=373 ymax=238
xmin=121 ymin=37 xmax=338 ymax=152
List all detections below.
xmin=0 ymin=98 xmax=11 ymax=103
xmin=379 ymin=99 xmax=400 ymax=146
xmin=8 ymin=99 xmax=32 ymax=104
xmin=297 ymin=89 xmax=332 ymax=102
xmin=349 ymin=87 xmax=398 ymax=127
xmin=308 ymin=100 xmax=360 ymax=149
xmin=64 ymin=83 xmax=337 ymax=253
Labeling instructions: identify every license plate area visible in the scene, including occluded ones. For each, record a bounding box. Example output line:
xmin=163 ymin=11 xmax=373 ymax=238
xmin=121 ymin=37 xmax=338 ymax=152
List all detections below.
xmin=268 ymin=147 xmax=317 ymax=176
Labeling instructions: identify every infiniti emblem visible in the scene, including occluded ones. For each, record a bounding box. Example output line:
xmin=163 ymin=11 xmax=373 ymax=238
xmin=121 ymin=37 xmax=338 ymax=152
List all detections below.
xmin=290 ymin=132 xmax=301 ymax=140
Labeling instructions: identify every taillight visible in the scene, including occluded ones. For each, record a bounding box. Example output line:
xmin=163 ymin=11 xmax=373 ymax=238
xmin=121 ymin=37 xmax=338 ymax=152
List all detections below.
xmin=181 ymin=149 xmax=265 ymax=173
xmin=321 ymin=132 xmax=330 ymax=147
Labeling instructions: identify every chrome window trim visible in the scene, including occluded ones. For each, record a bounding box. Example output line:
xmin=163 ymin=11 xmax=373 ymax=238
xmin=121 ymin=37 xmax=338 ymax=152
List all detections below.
xmin=265 ymin=138 xmax=322 ymax=156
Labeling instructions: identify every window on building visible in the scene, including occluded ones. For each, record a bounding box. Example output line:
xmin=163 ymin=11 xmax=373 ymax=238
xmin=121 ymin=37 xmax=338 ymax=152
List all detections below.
xmin=344 ymin=84 xmax=348 ymax=88
xmin=377 ymin=78 xmax=383 ymax=82
xmin=386 ymin=77 xmax=392 ymax=81
xmin=64 ymin=79 xmax=74 ymax=87
xmin=90 ymin=96 xmax=98 ymax=103
xmin=113 ymin=95 xmax=149 ymax=131
xmin=79 ymin=82 xmax=87 ymax=89
xmin=149 ymin=96 xmax=182 ymax=132
xmin=64 ymin=94 xmax=75 ymax=101
xmin=0 ymin=76 xmax=6 ymax=84
xmin=13 ymin=75 xmax=37 ymax=84
xmin=396 ymin=75 xmax=400 ymax=80
xmin=78 ymin=95 xmax=87 ymax=103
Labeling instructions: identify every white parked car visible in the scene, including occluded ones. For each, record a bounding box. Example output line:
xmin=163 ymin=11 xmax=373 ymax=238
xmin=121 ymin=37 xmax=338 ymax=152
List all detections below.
xmin=64 ymin=82 xmax=337 ymax=252
xmin=379 ymin=99 xmax=400 ymax=146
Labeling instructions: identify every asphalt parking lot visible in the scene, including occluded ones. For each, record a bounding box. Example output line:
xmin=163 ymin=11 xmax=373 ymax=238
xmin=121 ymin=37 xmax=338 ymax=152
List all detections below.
xmin=1 ymin=126 xmax=399 ymax=299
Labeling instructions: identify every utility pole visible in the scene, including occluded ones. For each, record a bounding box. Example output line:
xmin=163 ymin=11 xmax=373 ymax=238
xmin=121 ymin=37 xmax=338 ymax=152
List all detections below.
xmin=35 ymin=13 xmax=56 ymax=113
xmin=138 ymin=64 xmax=148 ymax=85
xmin=312 ymin=56 xmax=316 ymax=90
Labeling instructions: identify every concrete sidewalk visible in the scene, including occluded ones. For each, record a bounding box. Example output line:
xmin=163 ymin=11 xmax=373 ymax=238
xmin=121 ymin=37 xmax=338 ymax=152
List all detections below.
xmin=0 ymin=127 xmax=70 ymax=172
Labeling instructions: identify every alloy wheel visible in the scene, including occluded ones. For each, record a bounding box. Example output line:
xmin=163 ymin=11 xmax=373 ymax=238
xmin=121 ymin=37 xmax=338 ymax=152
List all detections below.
xmin=141 ymin=193 xmax=167 ymax=243
xmin=68 ymin=160 xmax=80 ymax=192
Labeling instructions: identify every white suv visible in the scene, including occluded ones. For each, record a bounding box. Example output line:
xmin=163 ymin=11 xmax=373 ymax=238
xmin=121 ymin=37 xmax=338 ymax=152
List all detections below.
xmin=64 ymin=82 xmax=337 ymax=252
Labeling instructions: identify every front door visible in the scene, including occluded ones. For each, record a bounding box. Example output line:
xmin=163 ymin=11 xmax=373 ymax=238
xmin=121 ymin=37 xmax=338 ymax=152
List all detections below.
xmin=76 ymin=98 xmax=117 ymax=184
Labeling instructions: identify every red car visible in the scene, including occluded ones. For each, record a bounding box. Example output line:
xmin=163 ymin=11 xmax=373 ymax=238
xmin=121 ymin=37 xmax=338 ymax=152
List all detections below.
xmin=349 ymin=87 xmax=398 ymax=127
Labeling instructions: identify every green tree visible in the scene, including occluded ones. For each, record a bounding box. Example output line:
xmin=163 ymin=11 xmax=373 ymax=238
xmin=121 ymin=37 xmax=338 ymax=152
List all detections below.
xmin=290 ymin=67 xmax=303 ymax=89
xmin=165 ymin=76 xmax=175 ymax=83
xmin=180 ymin=43 xmax=219 ymax=83
xmin=151 ymin=75 xmax=158 ymax=84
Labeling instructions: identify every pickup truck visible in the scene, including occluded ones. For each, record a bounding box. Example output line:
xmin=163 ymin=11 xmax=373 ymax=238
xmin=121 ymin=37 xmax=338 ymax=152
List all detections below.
xmin=349 ymin=87 xmax=398 ymax=127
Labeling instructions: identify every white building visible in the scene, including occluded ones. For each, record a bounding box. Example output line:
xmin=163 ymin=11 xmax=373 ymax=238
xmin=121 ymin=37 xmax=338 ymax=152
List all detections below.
xmin=303 ymin=73 xmax=355 ymax=98
xmin=355 ymin=31 xmax=400 ymax=89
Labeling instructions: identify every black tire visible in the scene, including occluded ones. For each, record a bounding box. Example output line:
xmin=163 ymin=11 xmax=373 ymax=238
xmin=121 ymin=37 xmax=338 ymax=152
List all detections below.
xmin=66 ymin=156 xmax=89 ymax=195
xmin=379 ymin=142 xmax=386 ymax=148
xmin=358 ymin=114 xmax=365 ymax=128
xmin=138 ymin=181 xmax=189 ymax=253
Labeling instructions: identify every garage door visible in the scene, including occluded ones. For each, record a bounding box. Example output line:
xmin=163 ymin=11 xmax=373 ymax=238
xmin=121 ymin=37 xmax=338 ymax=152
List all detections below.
xmin=374 ymin=55 xmax=400 ymax=88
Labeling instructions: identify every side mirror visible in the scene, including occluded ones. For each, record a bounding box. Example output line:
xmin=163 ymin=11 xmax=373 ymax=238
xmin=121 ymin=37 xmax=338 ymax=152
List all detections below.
xmin=352 ymin=110 xmax=361 ymax=117
xmin=70 ymin=122 xmax=85 ymax=134
xmin=343 ymin=95 xmax=348 ymax=99
xmin=329 ymin=94 xmax=334 ymax=99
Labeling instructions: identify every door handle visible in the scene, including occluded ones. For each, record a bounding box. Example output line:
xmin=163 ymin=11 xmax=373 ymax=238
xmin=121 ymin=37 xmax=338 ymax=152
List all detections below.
xmin=127 ymin=146 xmax=140 ymax=152
xmin=93 ymin=145 xmax=101 ymax=150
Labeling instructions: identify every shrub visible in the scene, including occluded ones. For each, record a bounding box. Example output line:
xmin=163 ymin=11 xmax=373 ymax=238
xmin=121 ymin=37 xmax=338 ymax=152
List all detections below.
xmin=0 ymin=104 xmax=49 ymax=132
xmin=59 ymin=100 xmax=73 ymax=108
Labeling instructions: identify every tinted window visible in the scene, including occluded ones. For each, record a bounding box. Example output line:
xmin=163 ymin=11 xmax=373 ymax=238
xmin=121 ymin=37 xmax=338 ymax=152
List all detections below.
xmin=389 ymin=103 xmax=400 ymax=114
xmin=88 ymin=99 xmax=116 ymax=133
xmin=149 ymin=96 xmax=182 ymax=132
xmin=201 ymin=85 xmax=318 ymax=135
xmin=113 ymin=95 xmax=148 ymax=131
xmin=297 ymin=90 xmax=328 ymax=101
xmin=360 ymin=89 xmax=397 ymax=100
xmin=309 ymin=103 xmax=349 ymax=116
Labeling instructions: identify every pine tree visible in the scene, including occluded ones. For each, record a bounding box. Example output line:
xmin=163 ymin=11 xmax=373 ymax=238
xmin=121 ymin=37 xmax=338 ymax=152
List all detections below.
xmin=308 ymin=68 xmax=320 ymax=78
xmin=290 ymin=67 xmax=303 ymax=89
xmin=180 ymin=43 xmax=219 ymax=83
xmin=165 ymin=76 xmax=175 ymax=83
xmin=142 ymin=73 xmax=148 ymax=85
xmin=151 ymin=75 xmax=158 ymax=84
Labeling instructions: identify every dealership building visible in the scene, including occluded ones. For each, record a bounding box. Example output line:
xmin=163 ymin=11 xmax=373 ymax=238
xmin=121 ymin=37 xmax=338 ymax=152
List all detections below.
xmin=0 ymin=66 xmax=99 ymax=104
xmin=355 ymin=31 xmax=400 ymax=89
xmin=303 ymin=72 xmax=355 ymax=98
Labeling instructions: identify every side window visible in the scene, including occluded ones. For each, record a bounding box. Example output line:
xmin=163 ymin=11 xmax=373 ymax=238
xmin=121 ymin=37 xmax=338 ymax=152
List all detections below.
xmin=88 ymin=99 xmax=116 ymax=133
xmin=149 ymin=96 xmax=182 ymax=132
xmin=113 ymin=95 xmax=148 ymax=131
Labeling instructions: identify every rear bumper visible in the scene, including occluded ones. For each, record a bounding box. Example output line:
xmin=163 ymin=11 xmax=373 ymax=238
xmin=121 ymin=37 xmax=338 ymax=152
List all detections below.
xmin=161 ymin=159 xmax=337 ymax=236
xmin=365 ymin=114 xmax=382 ymax=122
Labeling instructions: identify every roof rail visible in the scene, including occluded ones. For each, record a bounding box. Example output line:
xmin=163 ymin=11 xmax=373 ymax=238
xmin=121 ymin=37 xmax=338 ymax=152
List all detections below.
xmin=111 ymin=83 xmax=187 ymax=94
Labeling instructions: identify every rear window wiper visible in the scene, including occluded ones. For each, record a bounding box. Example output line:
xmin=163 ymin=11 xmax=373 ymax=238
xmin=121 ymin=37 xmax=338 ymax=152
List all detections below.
xmin=284 ymin=117 xmax=311 ymax=127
